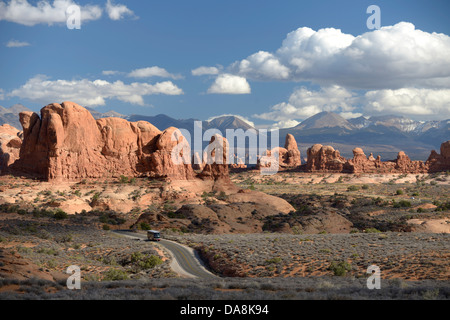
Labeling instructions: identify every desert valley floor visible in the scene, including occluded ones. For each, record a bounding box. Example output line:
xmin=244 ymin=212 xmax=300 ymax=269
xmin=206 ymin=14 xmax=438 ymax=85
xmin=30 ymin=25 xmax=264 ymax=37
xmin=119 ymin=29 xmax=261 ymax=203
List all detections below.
xmin=0 ymin=171 xmax=448 ymax=299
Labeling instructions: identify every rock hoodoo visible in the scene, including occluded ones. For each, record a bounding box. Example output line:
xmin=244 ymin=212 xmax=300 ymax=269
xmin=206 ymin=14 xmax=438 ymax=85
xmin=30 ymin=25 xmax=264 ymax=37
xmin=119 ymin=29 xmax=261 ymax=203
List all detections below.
xmin=426 ymin=141 xmax=450 ymax=173
xmin=343 ymin=147 xmax=381 ymax=173
xmin=283 ymin=134 xmax=302 ymax=168
xmin=145 ymin=126 xmax=196 ymax=180
xmin=199 ymin=134 xmax=231 ymax=182
xmin=257 ymin=134 xmax=301 ymax=170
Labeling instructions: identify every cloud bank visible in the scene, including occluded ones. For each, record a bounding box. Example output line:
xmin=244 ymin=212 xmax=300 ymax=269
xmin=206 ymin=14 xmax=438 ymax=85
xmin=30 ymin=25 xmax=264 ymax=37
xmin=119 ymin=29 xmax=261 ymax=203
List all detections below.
xmin=127 ymin=66 xmax=182 ymax=80
xmin=0 ymin=0 xmax=135 ymax=26
xmin=191 ymin=66 xmax=221 ymax=76
xmin=255 ymin=85 xmax=358 ymax=122
xmin=254 ymin=85 xmax=450 ymax=124
xmin=231 ymin=22 xmax=450 ymax=90
xmin=363 ymin=88 xmax=450 ymax=117
xmin=8 ymin=75 xmax=183 ymax=107
xmin=241 ymin=22 xmax=450 ymax=124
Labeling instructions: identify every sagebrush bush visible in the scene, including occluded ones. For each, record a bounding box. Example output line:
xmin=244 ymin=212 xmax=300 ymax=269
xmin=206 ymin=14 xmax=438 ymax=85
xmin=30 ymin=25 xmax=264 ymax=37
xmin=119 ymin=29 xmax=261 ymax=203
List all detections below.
xmin=393 ymin=200 xmax=411 ymax=208
xmin=119 ymin=175 xmax=129 ymax=184
xmin=130 ymin=252 xmax=163 ymax=271
xmin=364 ymin=228 xmax=381 ymax=233
xmin=329 ymin=261 xmax=352 ymax=277
xmin=139 ymin=222 xmax=151 ymax=230
xmin=102 ymin=268 xmax=129 ymax=281
xmin=53 ymin=209 xmax=68 ymax=220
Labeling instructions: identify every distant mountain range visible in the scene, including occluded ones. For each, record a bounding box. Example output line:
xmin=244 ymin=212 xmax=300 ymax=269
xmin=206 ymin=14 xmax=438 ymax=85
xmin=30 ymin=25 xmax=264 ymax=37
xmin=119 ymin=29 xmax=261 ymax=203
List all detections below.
xmin=278 ymin=112 xmax=449 ymax=161
xmin=2 ymin=105 xmax=448 ymax=161
xmin=95 ymin=109 xmax=449 ymax=161
xmin=0 ymin=104 xmax=32 ymax=129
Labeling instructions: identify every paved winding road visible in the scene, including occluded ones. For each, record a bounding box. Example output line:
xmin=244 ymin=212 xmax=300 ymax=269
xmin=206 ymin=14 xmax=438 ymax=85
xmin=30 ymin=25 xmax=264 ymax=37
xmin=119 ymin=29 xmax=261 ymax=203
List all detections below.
xmin=113 ymin=231 xmax=217 ymax=279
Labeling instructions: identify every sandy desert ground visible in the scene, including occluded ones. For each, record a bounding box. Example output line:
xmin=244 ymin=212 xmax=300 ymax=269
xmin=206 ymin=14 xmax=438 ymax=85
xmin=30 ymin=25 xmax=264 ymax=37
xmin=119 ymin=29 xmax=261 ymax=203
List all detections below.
xmin=0 ymin=171 xmax=449 ymax=299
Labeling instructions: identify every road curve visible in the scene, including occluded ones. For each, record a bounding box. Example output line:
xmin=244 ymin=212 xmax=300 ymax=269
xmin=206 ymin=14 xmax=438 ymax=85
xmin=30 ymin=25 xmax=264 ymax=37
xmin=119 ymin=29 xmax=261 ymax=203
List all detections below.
xmin=113 ymin=231 xmax=217 ymax=279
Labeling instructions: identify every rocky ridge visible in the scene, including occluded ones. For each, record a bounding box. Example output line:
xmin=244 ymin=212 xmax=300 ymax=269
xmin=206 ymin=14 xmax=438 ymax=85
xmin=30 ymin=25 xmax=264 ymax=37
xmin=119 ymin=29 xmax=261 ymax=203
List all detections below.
xmin=3 ymin=102 xmax=448 ymax=177
xmin=8 ymin=102 xmax=230 ymax=182
xmin=305 ymin=142 xmax=449 ymax=174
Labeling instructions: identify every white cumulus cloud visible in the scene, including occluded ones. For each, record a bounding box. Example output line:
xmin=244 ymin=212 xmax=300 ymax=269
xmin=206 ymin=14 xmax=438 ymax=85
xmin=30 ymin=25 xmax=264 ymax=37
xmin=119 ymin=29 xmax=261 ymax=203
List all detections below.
xmin=102 ymin=70 xmax=121 ymax=76
xmin=8 ymin=75 xmax=184 ymax=107
xmin=105 ymin=0 xmax=135 ymax=20
xmin=127 ymin=66 xmax=182 ymax=80
xmin=232 ymin=51 xmax=290 ymax=81
xmin=270 ymin=119 xmax=300 ymax=130
xmin=231 ymin=22 xmax=450 ymax=124
xmin=0 ymin=0 xmax=135 ymax=26
xmin=6 ymin=39 xmax=31 ymax=47
xmin=363 ymin=88 xmax=450 ymax=118
xmin=255 ymin=85 xmax=450 ymax=125
xmin=339 ymin=112 xmax=363 ymax=119
xmin=191 ymin=66 xmax=221 ymax=76
xmin=0 ymin=0 xmax=102 ymax=26
xmin=254 ymin=85 xmax=357 ymax=122
xmin=207 ymin=74 xmax=251 ymax=95
xmin=231 ymin=22 xmax=450 ymax=90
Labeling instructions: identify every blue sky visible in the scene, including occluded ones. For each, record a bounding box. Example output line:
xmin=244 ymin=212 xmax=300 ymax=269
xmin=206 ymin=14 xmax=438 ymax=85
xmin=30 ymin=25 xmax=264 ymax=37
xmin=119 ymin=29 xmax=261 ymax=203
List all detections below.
xmin=1 ymin=0 xmax=450 ymax=128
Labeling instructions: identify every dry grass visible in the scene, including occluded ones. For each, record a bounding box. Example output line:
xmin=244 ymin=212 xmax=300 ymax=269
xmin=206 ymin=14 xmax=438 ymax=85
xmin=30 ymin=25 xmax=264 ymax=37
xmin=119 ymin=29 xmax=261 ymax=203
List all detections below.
xmin=167 ymin=233 xmax=450 ymax=281
xmin=1 ymin=275 xmax=449 ymax=300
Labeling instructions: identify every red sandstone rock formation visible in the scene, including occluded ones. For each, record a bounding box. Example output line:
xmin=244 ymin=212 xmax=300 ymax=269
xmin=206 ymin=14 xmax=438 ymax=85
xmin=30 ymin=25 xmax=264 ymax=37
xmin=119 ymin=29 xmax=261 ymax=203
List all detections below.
xmin=192 ymin=152 xmax=204 ymax=171
xmin=393 ymin=151 xmax=429 ymax=173
xmin=229 ymin=157 xmax=247 ymax=169
xmin=426 ymin=141 xmax=450 ymax=172
xmin=344 ymin=148 xmax=382 ymax=173
xmin=145 ymin=126 xmax=196 ymax=180
xmin=11 ymin=102 xmax=195 ymax=181
xmin=6 ymin=101 xmax=450 ymax=179
xmin=257 ymin=147 xmax=285 ymax=170
xmin=307 ymin=144 xmax=444 ymax=174
xmin=257 ymin=134 xmax=301 ymax=170
xmin=199 ymin=134 xmax=231 ymax=181
xmin=283 ymin=134 xmax=301 ymax=168
xmin=0 ymin=124 xmax=22 ymax=173
xmin=306 ymin=144 xmax=346 ymax=172
xmin=344 ymin=148 xmax=428 ymax=174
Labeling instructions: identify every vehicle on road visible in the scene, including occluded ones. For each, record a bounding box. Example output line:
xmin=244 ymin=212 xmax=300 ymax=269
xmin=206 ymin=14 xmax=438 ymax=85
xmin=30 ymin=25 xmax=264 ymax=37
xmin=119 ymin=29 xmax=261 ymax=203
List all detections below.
xmin=147 ymin=230 xmax=161 ymax=241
